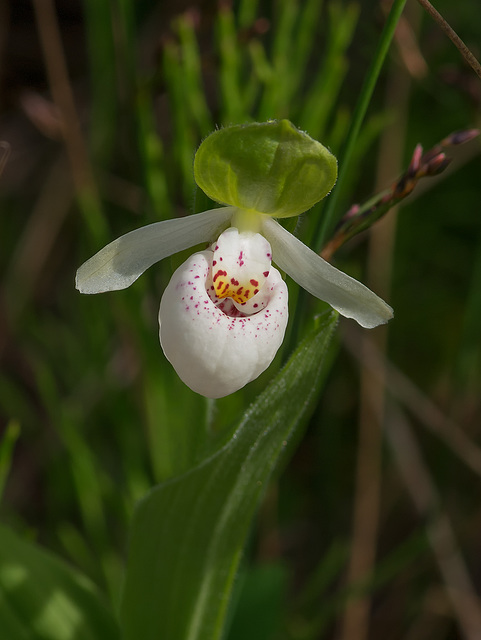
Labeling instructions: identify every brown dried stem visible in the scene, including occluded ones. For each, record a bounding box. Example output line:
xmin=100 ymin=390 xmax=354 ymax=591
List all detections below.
xmin=386 ymin=403 xmax=481 ymax=640
xmin=338 ymin=32 xmax=413 ymax=638
xmin=343 ymin=327 xmax=481 ymax=481
xmin=416 ymin=0 xmax=481 ymax=81
xmin=31 ymin=0 xmax=107 ymax=242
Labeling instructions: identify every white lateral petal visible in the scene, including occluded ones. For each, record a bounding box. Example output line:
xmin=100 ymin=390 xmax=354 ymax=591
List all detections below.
xmin=159 ymin=250 xmax=288 ymax=398
xmin=261 ymin=217 xmax=393 ymax=329
xmin=76 ymin=207 xmax=236 ymax=294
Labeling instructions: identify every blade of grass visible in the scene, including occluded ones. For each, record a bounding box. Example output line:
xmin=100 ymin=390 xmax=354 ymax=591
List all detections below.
xmin=238 ymin=0 xmax=260 ymax=29
xmin=136 ymin=86 xmax=172 ymax=219
xmin=217 ymin=3 xmax=246 ymax=123
xmin=31 ymin=356 xmax=123 ymax=606
xmin=0 ymin=420 xmax=20 ymax=503
xmin=163 ymin=39 xmax=197 ymax=201
xmin=83 ymin=0 xmax=118 ymax=165
xmin=176 ymin=12 xmax=213 ymax=137
xmin=299 ymin=2 xmax=359 ymax=141
xmin=314 ymin=0 xmax=408 ymax=252
xmin=257 ymin=0 xmax=299 ymax=119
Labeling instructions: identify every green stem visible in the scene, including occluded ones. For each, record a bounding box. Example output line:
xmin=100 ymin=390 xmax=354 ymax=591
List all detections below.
xmin=314 ymin=0 xmax=408 ymax=252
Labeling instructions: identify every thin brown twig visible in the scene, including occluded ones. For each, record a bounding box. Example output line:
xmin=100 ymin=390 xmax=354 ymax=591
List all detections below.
xmin=338 ymin=15 xmax=416 ymax=636
xmin=385 ymin=403 xmax=481 ymax=640
xmin=343 ymin=326 xmax=481 ymax=480
xmin=31 ymin=0 xmax=106 ymax=242
xmin=7 ymin=155 xmax=74 ymax=317
xmin=0 ymin=141 xmax=11 ymax=177
xmin=416 ymin=0 xmax=481 ymax=80
xmin=31 ymin=0 xmax=93 ymax=192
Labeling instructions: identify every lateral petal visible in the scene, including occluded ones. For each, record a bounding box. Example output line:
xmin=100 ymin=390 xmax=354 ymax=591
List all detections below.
xmin=261 ymin=217 xmax=393 ymax=329
xmin=76 ymin=207 xmax=235 ymax=294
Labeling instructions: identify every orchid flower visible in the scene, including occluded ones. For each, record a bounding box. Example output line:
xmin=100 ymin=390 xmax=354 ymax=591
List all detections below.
xmin=76 ymin=121 xmax=392 ymax=398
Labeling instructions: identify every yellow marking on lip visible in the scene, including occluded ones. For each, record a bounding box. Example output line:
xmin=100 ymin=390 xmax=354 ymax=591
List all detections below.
xmin=213 ymin=269 xmax=260 ymax=304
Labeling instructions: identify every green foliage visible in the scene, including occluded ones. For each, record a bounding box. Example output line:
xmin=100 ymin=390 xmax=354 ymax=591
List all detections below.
xmin=1 ymin=0 xmax=481 ymax=638
xmin=121 ymin=313 xmax=338 ymax=640
xmin=0 ymin=525 xmax=119 ymax=640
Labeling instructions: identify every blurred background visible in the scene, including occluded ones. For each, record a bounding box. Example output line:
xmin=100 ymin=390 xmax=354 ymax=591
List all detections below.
xmin=1 ymin=0 xmax=480 ymax=638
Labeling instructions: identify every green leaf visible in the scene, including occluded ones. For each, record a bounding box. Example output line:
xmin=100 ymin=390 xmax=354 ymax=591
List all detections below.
xmin=0 ymin=525 xmax=119 ymax=640
xmin=120 ymin=311 xmax=338 ymax=640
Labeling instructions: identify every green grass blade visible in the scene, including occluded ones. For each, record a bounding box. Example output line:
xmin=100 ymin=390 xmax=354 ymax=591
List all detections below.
xmin=238 ymin=0 xmax=259 ymax=28
xmin=0 ymin=420 xmax=20 ymax=504
xmin=176 ymin=13 xmax=213 ymax=137
xmin=315 ymin=0 xmax=408 ymax=251
xmin=217 ymin=4 xmax=245 ymax=123
xmin=82 ymin=0 xmax=118 ymax=166
xmin=299 ymin=2 xmax=359 ymax=141
xmin=163 ymin=39 xmax=197 ymax=201
xmin=0 ymin=525 xmax=119 ymax=640
xmin=257 ymin=0 xmax=299 ymax=119
xmin=136 ymin=86 xmax=172 ymax=219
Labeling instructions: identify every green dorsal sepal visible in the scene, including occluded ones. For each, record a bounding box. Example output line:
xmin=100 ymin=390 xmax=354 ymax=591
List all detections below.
xmin=194 ymin=120 xmax=338 ymax=218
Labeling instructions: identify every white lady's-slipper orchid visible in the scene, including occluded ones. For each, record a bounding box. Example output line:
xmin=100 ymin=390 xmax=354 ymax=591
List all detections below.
xmin=76 ymin=120 xmax=393 ymax=398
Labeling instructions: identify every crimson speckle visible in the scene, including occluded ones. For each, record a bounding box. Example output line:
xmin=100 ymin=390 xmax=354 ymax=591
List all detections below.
xmin=213 ymin=269 xmax=227 ymax=282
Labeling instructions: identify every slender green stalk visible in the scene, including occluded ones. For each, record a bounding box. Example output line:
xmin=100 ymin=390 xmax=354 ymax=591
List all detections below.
xmin=163 ymin=40 xmax=196 ymax=200
xmin=136 ymin=87 xmax=172 ymax=219
xmin=314 ymin=0 xmax=408 ymax=252
xmin=257 ymin=0 xmax=298 ymax=119
xmin=82 ymin=0 xmax=118 ymax=165
xmin=0 ymin=421 xmax=20 ymax=503
xmin=238 ymin=0 xmax=259 ymax=28
xmin=177 ymin=13 xmax=213 ymax=136
xmin=299 ymin=2 xmax=359 ymax=141
xmin=217 ymin=4 xmax=245 ymax=123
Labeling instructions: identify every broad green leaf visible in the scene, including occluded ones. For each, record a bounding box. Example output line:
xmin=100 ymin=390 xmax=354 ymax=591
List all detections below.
xmin=121 ymin=311 xmax=338 ymax=640
xmin=0 ymin=525 xmax=119 ymax=640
